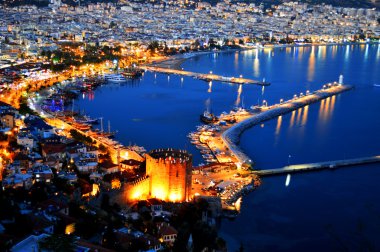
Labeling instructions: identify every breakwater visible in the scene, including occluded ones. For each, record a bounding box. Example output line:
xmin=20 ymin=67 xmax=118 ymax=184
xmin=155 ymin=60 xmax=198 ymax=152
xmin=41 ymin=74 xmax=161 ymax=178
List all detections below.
xmin=222 ymin=84 xmax=354 ymax=166
xmin=254 ymin=155 xmax=380 ymax=176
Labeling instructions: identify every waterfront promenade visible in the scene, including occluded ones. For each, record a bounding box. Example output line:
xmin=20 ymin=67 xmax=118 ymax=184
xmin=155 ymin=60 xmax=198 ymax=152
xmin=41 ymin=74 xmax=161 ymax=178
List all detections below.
xmin=254 ymin=155 xmax=380 ymax=176
xmin=28 ymin=97 xmax=144 ymax=164
xmin=142 ymin=66 xmax=270 ymax=86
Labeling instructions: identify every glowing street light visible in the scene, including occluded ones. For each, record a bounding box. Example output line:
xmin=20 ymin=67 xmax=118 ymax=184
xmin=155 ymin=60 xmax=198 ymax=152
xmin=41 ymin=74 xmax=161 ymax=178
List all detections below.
xmin=280 ymin=98 xmax=284 ymax=103
xmin=262 ymin=100 xmax=267 ymax=107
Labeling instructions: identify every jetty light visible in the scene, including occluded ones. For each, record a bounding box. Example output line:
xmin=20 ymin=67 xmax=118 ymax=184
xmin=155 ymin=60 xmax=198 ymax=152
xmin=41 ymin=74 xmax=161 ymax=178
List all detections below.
xmin=280 ymin=98 xmax=284 ymax=103
xmin=306 ymin=90 xmax=310 ymax=95
xmin=240 ymin=74 xmax=243 ymax=78
xmin=210 ymin=71 xmax=213 ymax=74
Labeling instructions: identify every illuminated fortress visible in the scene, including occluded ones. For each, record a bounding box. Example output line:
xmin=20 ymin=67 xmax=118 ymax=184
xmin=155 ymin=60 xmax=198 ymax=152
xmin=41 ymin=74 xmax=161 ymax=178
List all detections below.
xmin=125 ymin=149 xmax=192 ymax=202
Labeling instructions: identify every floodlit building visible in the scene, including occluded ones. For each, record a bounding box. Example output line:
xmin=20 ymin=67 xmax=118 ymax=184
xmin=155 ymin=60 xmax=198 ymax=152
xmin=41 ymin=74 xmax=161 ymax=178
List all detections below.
xmin=146 ymin=149 xmax=192 ymax=202
xmin=124 ymin=149 xmax=192 ymax=203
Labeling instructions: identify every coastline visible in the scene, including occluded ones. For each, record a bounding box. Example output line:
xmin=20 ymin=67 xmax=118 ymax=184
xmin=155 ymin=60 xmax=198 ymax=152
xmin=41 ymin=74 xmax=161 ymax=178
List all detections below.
xmin=145 ymin=41 xmax=378 ymax=70
xmin=146 ymin=48 xmax=248 ymax=70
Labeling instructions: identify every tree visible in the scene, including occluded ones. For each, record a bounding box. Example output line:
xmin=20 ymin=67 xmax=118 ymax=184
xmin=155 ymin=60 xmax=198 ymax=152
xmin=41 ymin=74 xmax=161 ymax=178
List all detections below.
xmin=147 ymin=41 xmax=159 ymax=53
xmin=194 ymin=39 xmax=201 ymax=48
xmin=101 ymin=193 xmax=110 ymax=211
xmin=109 ymin=21 xmax=117 ymax=29
xmin=208 ymin=38 xmax=217 ymax=48
xmin=39 ymin=234 xmax=75 ymax=252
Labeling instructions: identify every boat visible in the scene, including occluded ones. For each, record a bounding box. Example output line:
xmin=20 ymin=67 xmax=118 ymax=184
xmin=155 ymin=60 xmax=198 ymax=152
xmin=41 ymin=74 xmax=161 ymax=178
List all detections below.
xmin=200 ymin=111 xmax=218 ymax=124
xmin=71 ymin=122 xmax=92 ymax=131
xmin=73 ymin=115 xmax=99 ymax=124
xmin=104 ymin=74 xmax=127 ymax=82
xmin=225 ymin=118 xmax=236 ymax=124
xmin=97 ymin=118 xmax=117 ymax=138
xmin=122 ymin=67 xmax=144 ymax=79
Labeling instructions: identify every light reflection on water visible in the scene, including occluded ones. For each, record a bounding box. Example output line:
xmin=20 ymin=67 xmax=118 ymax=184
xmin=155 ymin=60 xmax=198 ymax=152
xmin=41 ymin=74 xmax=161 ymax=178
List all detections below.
xmin=235 ymin=84 xmax=243 ymax=106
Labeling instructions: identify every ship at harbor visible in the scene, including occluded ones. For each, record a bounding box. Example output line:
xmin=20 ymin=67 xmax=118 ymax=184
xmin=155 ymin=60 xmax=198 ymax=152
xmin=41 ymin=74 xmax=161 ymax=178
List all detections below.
xmin=121 ymin=67 xmax=144 ymax=79
xmin=200 ymin=110 xmax=218 ymax=124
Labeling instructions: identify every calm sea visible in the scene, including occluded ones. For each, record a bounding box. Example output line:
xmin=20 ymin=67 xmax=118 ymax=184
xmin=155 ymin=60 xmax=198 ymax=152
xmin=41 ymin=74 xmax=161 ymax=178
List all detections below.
xmin=77 ymin=44 xmax=380 ymax=251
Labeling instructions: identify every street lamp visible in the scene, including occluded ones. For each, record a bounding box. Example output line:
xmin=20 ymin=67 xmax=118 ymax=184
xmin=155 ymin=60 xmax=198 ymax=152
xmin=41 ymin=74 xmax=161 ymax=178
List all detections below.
xmin=209 ymin=71 xmax=213 ymax=74
xmin=280 ymin=98 xmax=284 ymax=104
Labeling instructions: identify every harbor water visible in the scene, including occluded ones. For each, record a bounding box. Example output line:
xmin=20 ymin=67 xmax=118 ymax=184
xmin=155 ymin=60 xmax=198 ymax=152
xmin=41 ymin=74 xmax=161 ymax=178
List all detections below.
xmin=76 ymin=44 xmax=380 ymax=251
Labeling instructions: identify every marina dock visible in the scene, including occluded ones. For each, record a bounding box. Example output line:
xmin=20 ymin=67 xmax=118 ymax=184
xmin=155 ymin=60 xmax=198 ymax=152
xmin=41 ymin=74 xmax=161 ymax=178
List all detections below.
xmin=254 ymin=155 xmax=380 ymax=176
xmin=142 ymin=66 xmax=270 ymax=86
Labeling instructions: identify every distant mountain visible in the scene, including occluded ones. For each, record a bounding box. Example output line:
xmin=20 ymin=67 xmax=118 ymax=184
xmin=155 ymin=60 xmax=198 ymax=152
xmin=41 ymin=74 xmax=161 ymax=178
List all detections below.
xmin=0 ymin=0 xmax=378 ymax=8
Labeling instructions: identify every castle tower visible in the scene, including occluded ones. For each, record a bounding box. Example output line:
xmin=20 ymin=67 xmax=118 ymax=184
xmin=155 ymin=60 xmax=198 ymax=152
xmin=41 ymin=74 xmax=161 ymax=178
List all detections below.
xmin=146 ymin=149 xmax=192 ymax=202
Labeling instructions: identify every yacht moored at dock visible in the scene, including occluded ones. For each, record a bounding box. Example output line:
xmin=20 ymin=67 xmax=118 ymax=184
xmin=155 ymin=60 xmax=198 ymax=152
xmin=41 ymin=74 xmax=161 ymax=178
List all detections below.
xmin=200 ymin=111 xmax=218 ymax=124
xmin=104 ymin=74 xmax=127 ymax=82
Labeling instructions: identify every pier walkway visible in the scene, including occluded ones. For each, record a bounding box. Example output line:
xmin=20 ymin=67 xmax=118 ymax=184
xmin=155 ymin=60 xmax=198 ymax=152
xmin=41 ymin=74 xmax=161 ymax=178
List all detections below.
xmin=254 ymin=155 xmax=380 ymax=176
xmin=142 ymin=66 xmax=270 ymax=86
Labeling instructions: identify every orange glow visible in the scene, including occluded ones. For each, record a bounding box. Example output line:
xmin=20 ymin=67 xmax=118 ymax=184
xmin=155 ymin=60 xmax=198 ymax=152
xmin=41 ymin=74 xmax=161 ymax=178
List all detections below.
xmin=301 ymin=105 xmax=309 ymax=125
xmin=296 ymin=108 xmax=302 ymax=125
xmin=132 ymin=189 xmax=143 ymax=200
xmin=289 ymin=110 xmax=296 ymax=128
xmin=323 ymin=97 xmax=331 ymax=121
xmin=319 ymin=46 xmax=326 ymax=60
xmin=318 ymin=99 xmax=325 ymax=120
xmin=275 ymin=116 xmax=282 ymax=135
xmin=111 ymin=179 xmax=121 ymax=189
xmin=91 ymin=184 xmax=99 ymax=196
xmin=151 ymin=186 xmax=166 ymax=200
xmin=329 ymin=95 xmax=336 ymax=118
xmin=65 ymin=223 xmax=75 ymax=235
xmin=307 ymin=46 xmax=315 ymax=81
xmin=169 ymin=192 xmax=181 ymax=202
